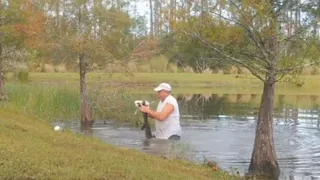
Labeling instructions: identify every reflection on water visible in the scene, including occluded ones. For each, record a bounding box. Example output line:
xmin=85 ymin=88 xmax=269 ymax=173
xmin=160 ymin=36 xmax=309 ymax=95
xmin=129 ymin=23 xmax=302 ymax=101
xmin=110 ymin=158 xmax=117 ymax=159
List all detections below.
xmin=62 ymin=94 xmax=320 ymax=180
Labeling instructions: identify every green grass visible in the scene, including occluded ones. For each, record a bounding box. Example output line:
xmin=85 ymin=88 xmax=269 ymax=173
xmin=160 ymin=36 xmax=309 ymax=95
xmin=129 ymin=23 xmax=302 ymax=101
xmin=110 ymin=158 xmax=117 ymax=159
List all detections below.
xmin=0 ymin=107 xmax=242 ymax=180
xmin=16 ymin=72 xmax=320 ymax=95
xmin=5 ymin=83 xmax=80 ymax=122
xmin=3 ymin=83 xmax=147 ymax=126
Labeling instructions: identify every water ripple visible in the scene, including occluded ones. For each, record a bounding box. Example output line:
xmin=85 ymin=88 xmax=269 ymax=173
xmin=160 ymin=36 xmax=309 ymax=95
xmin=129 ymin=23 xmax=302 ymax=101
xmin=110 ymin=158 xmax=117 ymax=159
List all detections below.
xmin=64 ymin=112 xmax=320 ymax=180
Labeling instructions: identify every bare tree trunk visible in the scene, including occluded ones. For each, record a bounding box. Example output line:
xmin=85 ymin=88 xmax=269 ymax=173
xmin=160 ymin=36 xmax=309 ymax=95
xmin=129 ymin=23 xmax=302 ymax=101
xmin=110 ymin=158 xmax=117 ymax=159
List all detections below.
xmin=0 ymin=43 xmax=6 ymax=101
xmin=81 ymin=122 xmax=93 ymax=135
xmin=201 ymin=0 xmax=208 ymax=12
xmin=295 ymin=0 xmax=300 ymax=28
xmin=77 ymin=2 xmax=92 ymax=125
xmin=149 ymin=0 xmax=153 ymax=37
xmin=111 ymin=0 xmax=115 ymax=8
xmin=248 ymin=1 xmax=281 ymax=178
xmin=55 ymin=0 xmax=60 ymax=37
xmin=154 ymin=0 xmax=160 ymax=38
xmin=79 ymin=52 xmax=93 ymax=124
xmin=248 ymin=73 xmax=280 ymax=179
xmin=169 ymin=0 xmax=175 ymax=33
xmin=0 ymin=0 xmax=6 ymax=101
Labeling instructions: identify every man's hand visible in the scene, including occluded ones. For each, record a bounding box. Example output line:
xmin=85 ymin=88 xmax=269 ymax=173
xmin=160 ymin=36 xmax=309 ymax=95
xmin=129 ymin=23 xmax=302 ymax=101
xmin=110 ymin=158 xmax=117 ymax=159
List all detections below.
xmin=139 ymin=105 xmax=150 ymax=113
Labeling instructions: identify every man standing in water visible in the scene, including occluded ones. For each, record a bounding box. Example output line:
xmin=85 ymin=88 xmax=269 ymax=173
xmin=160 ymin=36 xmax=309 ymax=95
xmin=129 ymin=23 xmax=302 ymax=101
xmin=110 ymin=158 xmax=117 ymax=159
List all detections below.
xmin=139 ymin=83 xmax=182 ymax=140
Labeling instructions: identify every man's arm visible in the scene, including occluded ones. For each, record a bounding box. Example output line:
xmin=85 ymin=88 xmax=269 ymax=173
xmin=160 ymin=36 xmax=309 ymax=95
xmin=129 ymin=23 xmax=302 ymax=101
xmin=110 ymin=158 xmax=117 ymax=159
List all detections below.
xmin=148 ymin=113 xmax=155 ymax=118
xmin=145 ymin=103 xmax=174 ymax=121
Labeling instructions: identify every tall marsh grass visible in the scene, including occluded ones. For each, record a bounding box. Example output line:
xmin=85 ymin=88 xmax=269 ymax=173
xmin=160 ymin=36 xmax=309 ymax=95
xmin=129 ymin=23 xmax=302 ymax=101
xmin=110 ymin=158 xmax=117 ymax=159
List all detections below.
xmin=5 ymin=83 xmax=80 ymax=121
xmin=89 ymin=87 xmax=142 ymax=125
xmin=3 ymin=83 xmax=142 ymax=125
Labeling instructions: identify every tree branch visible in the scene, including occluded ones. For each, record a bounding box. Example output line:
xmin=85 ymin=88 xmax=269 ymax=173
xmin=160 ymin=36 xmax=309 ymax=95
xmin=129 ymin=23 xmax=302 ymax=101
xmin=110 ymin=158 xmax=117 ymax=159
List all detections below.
xmin=277 ymin=60 xmax=320 ymax=74
xmin=279 ymin=25 xmax=311 ymax=42
xmin=187 ymin=31 xmax=266 ymax=83
xmin=275 ymin=0 xmax=290 ymax=15
xmin=123 ymin=39 xmax=159 ymax=62
xmin=274 ymin=73 xmax=285 ymax=83
xmin=209 ymin=6 xmax=271 ymax=67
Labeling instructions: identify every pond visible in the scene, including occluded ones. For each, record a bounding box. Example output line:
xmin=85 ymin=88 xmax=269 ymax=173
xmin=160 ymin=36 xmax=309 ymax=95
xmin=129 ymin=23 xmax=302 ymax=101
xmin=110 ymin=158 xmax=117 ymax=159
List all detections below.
xmin=60 ymin=93 xmax=320 ymax=180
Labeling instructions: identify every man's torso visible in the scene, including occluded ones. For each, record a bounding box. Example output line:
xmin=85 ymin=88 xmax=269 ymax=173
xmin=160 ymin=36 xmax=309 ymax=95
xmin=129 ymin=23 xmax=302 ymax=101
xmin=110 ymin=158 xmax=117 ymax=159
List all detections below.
xmin=154 ymin=95 xmax=182 ymax=139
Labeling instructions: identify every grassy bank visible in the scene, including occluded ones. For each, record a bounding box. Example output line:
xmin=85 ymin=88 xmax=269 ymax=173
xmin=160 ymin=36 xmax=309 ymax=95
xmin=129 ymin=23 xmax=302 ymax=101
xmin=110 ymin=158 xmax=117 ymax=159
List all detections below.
xmin=15 ymin=72 xmax=320 ymax=95
xmin=0 ymin=107 xmax=241 ymax=180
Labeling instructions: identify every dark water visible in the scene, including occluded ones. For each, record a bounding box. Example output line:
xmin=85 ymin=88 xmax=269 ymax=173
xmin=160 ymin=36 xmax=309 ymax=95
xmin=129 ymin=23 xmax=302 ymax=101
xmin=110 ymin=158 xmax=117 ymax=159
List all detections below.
xmin=59 ymin=94 xmax=320 ymax=180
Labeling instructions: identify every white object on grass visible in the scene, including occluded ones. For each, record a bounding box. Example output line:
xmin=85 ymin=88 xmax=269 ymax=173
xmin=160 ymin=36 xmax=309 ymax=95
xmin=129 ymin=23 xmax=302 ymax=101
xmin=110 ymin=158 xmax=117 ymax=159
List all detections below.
xmin=54 ymin=126 xmax=61 ymax=131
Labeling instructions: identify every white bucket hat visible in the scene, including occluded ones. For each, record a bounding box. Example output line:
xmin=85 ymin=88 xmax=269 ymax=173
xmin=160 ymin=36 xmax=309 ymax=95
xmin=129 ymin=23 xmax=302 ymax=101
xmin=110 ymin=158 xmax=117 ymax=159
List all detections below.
xmin=153 ymin=83 xmax=172 ymax=92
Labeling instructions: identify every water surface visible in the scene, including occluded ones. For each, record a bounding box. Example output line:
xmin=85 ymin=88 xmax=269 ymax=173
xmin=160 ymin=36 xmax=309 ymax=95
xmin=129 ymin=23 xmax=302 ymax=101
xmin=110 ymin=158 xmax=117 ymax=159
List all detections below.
xmin=61 ymin=94 xmax=320 ymax=180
